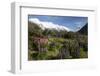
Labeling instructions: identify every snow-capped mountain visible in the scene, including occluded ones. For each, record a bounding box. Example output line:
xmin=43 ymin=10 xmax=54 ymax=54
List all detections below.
xmin=29 ymin=18 xmax=71 ymax=31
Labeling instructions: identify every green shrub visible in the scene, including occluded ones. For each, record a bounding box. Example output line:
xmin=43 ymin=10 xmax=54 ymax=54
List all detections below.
xmin=80 ymin=48 xmax=88 ymax=58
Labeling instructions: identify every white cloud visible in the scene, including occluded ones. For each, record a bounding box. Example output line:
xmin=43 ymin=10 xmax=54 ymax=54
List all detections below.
xmin=29 ymin=18 xmax=70 ymax=31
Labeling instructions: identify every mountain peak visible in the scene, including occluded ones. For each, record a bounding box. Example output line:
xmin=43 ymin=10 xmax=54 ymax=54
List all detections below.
xmin=29 ymin=18 xmax=71 ymax=31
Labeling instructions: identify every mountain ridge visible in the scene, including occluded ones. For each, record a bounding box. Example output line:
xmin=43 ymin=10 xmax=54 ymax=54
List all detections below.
xmin=78 ymin=23 xmax=88 ymax=35
xmin=29 ymin=18 xmax=71 ymax=32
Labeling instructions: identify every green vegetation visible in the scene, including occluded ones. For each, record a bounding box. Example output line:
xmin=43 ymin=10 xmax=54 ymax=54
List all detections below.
xmin=28 ymin=22 xmax=88 ymax=60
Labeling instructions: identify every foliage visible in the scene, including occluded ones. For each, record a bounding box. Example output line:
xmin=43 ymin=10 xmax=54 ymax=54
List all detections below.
xmin=28 ymin=21 xmax=88 ymax=60
xmin=79 ymin=48 xmax=88 ymax=58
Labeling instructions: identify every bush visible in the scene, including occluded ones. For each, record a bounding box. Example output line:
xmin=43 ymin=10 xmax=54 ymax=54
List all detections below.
xmin=80 ymin=48 xmax=88 ymax=58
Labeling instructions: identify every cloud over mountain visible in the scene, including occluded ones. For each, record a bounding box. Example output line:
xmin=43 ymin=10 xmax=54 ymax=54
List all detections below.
xmin=29 ymin=18 xmax=71 ymax=31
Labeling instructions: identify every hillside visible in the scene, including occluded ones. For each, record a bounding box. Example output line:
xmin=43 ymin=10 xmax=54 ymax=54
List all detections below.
xmin=78 ymin=23 xmax=88 ymax=35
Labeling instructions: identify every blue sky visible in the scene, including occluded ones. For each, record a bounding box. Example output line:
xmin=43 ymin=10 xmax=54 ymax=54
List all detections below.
xmin=28 ymin=15 xmax=88 ymax=31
